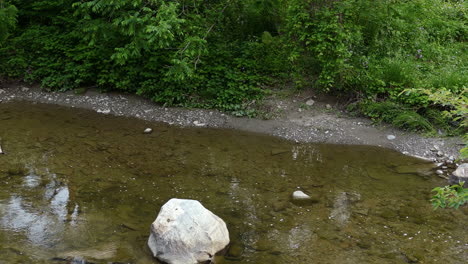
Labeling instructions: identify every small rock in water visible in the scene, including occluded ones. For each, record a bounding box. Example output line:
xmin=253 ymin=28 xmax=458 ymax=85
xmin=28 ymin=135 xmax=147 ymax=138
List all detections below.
xmin=143 ymin=128 xmax=153 ymax=134
xmin=305 ymin=99 xmax=315 ymax=106
xmin=436 ymin=151 xmax=444 ymax=157
xmin=387 ymin=135 xmax=396 ymax=140
xmin=291 ymin=190 xmax=319 ymax=205
xmin=435 ymin=170 xmax=443 ymax=175
xmin=97 ymin=109 xmax=111 ymax=115
xmin=292 ymin=190 xmax=310 ymax=200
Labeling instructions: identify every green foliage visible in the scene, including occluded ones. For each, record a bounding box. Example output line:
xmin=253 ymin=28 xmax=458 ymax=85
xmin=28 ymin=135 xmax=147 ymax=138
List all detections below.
xmin=359 ymin=100 xmax=434 ymax=132
xmin=410 ymin=87 xmax=468 ymax=158
xmin=0 ymin=0 xmax=465 ymax=126
xmin=0 ymin=0 xmax=18 ymax=45
xmin=431 ymin=181 xmax=468 ymax=209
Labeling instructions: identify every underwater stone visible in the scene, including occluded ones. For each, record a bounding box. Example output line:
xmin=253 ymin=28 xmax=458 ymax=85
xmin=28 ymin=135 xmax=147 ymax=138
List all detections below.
xmin=148 ymin=198 xmax=230 ymax=264
xmin=143 ymin=128 xmax=153 ymax=134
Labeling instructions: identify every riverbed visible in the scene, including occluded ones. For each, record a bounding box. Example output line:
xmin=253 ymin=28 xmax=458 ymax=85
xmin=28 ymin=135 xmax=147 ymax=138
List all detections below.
xmin=0 ymin=102 xmax=466 ymax=263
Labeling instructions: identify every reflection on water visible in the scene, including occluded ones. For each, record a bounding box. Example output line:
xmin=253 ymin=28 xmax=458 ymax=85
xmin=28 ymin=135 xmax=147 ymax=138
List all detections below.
xmin=0 ymin=102 xmax=467 ymax=264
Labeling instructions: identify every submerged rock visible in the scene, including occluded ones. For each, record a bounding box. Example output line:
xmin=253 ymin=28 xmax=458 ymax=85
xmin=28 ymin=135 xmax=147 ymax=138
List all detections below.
xmin=330 ymin=192 xmax=360 ymax=227
xmin=393 ymin=163 xmax=437 ymax=177
xmin=143 ymin=128 xmax=153 ymax=134
xmin=148 ymin=198 xmax=230 ymax=264
xmin=449 ymin=163 xmax=468 ymax=185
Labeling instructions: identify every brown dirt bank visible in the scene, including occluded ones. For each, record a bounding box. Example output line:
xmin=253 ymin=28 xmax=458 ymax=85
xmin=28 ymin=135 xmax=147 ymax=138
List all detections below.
xmin=0 ymin=83 xmax=463 ymax=163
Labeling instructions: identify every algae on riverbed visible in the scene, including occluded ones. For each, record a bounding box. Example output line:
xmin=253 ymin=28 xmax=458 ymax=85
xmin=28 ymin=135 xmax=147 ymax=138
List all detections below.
xmin=0 ymin=102 xmax=466 ymax=263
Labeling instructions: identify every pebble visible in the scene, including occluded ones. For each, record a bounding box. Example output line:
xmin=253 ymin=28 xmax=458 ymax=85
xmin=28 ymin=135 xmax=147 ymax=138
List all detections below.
xmin=97 ymin=109 xmax=111 ymax=114
xmin=143 ymin=128 xmax=153 ymax=134
xmin=292 ymin=190 xmax=311 ymax=200
xmin=387 ymin=135 xmax=396 ymax=140
xmin=436 ymin=151 xmax=444 ymax=157
xmin=306 ymin=99 xmax=315 ymax=106
xmin=436 ymin=170 xmax=443 ymax=175
xmin=193 ymin=120 xmax=206 ymax=127
xmin=326 ymin=104 xmax=332 ymax=109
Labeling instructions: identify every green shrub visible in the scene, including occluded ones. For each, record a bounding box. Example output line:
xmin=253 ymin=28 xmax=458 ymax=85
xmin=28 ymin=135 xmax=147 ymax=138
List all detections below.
xmin=431 ymin=182 xmax=468 ymax=210
xmin=359 ymin=100 xmax=434 ymax=132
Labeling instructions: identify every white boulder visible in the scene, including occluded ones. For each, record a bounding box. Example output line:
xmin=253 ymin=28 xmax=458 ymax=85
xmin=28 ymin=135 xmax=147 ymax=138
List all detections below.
xmin=148 ymin=199 xmax=230 ymax=264
xmin=450 ymin=163 xmax=468 ymax=185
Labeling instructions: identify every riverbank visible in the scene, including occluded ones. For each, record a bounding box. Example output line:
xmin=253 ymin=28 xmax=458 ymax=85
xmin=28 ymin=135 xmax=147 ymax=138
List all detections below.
xmin=0 ymin=83 xmax=463 ymax=162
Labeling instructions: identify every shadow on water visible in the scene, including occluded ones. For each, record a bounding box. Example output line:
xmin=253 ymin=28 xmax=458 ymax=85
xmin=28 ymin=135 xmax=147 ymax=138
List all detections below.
xmin=0 ymin=102 xmax=466 ymax=264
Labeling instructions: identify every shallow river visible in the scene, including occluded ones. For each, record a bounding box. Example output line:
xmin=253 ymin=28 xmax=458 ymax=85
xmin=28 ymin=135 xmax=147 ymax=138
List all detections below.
xmin=0 ymin=102 xmax=466 ymax=264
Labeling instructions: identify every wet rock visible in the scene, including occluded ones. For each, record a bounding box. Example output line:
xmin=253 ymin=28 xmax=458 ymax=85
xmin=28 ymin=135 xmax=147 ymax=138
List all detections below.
xmin=272 ymin=201 xmax=288 ymax=212
xmin=96 ymin=109 xmax=111 ymax=115
xmin=330 ymin=192 xmax=360 ymax=227
xmin=291 ymin=190 xmax=319 ymax=205
xmin=436 ymin=151 xmax=444 ymax=157
xmin=394 ymin=163 xmax=437 ymax=177
xmin=57 ymin=242 xmax=117 ymax=261
xmin=148 ymin=198 xmax=230 ymax=264
xmin=143 ymin=128 xmax=153 ymax=134
xmin=387 ymin=135 xmax=396 ymax=140
xmin=225 ymin=242 xmax=244 ymax=261
xmin=270 ymin=149 xmax=289 ymax=156
xmin=436 ymin=170 xmax=443 ymax=175
xmin=449 ymin=163 xmax=468 ymax=184
xmin=378 ymin=208 xmax=398 ymax=219
xmin=292 ymin=190 xmax=310 ymax=200
xmin=7 ymin=164 xmax=27 ymax=176
xmin=357 ymin=240 xmax=371 ymax=249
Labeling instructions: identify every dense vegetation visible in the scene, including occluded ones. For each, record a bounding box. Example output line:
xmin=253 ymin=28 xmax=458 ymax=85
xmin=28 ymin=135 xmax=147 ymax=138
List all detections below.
xmin=0 ymin=0 xmax=466 ymax=145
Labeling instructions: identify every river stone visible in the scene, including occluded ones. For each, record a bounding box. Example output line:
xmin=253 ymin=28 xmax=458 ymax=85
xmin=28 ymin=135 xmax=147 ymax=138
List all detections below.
xmin=449 ymin=163 xmax=468 ymax=184
xmin=291 ymin=191 xmax=319 ymax=205
xmin=148 ymin=198 xmax=230 ymax=264
xmin=292 ymin=190 xmax=310 ymax=200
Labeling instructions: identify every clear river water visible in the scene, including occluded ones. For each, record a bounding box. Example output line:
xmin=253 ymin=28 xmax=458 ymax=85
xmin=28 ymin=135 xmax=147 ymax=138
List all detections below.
xmin=0 ymin=102 xmax=466 ymax=264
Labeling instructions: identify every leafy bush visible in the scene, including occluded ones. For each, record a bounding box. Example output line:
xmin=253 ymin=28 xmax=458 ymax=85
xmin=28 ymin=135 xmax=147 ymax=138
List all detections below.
xmin=0 ymin=0 xmax=17 ymax=45
xmin=431 ymin=181 xmax=468 ymax=209
xmin=0 ymin=0 xmax=465 ymax=125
